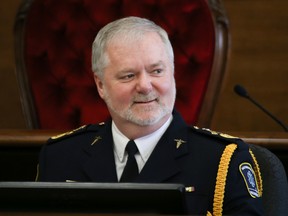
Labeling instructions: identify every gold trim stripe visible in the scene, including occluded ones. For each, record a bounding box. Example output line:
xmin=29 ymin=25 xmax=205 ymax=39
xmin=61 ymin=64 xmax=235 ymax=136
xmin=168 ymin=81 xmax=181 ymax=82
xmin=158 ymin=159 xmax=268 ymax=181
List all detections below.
xmin=249 ymin=149 xmax=263 ymax=197
xmin=213 ymin=144 xmax=237 ymax=216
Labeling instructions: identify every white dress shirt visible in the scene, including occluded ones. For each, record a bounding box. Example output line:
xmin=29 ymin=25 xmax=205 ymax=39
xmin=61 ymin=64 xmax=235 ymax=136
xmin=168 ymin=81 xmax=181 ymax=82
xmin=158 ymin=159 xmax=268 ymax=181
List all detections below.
xmin=112 ymin=117 xmax=173 ymax=181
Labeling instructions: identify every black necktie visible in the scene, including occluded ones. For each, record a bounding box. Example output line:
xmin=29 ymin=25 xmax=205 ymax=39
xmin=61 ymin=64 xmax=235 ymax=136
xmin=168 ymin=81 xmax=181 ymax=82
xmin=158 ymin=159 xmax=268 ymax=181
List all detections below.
xmin=120 ymin=140 xmax=139 ymax=182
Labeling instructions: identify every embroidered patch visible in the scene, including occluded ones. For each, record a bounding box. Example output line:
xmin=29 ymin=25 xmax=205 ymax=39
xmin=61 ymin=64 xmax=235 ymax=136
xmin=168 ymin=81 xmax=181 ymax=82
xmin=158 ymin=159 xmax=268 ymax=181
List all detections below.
xmin=239 ymin=162 xmax=260 ymax=198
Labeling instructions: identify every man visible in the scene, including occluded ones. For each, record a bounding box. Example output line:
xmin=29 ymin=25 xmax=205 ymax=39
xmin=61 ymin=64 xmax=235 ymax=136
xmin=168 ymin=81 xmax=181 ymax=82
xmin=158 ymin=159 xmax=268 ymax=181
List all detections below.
xmin=38 ymin=17 xmax=263 ymax=215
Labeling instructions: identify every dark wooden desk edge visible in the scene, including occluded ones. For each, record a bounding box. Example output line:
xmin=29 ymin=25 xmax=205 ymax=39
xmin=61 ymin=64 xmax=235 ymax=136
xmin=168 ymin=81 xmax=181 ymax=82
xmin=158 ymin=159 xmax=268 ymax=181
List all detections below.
xmin=0 ymin=130 xmax=287 ymax=149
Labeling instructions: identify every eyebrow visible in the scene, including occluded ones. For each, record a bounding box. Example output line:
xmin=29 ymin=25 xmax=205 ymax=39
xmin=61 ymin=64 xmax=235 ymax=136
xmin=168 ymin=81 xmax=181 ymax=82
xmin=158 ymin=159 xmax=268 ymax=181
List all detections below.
xmin=147 ymin=61 xmax=166 ymax=70
xmin=117 ymin=61 xmax=166 ymax=74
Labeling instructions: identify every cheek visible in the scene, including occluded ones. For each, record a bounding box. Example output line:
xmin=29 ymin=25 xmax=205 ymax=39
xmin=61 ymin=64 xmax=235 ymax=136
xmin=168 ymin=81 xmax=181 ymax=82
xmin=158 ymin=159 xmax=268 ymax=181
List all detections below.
xmin=105 ymin=84 xmax=132 ymax=105
xmin=158 ymin=77 xmax=175 ymax=97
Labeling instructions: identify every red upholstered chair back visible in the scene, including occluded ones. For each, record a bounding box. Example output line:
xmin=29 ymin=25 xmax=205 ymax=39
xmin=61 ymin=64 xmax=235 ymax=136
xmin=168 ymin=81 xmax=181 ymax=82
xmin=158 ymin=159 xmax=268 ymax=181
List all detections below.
xmin=14 ymin=0 xmax=229 ymax=129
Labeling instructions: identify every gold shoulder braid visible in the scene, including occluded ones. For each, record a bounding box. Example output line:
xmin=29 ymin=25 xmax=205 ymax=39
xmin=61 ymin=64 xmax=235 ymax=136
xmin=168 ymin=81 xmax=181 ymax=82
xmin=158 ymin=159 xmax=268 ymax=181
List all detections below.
xmin=206 ymin=211 xmax=213 ymax=216
xmin=209 ymin=144 xmax=262 ymax=216
xmin=193 ymin=126 xmax=239 ymax=140
xmin=51 ymin=125 xmax=87 ymax=140
xmin=212 ymin=143 xmax=237 ymax=216
xmin=249 ymin=149 xmax=263 ymax=197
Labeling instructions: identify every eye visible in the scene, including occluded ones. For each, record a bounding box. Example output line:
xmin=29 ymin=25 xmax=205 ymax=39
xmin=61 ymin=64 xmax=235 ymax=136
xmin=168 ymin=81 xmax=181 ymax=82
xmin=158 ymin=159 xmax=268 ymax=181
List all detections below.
xmin=152 ymin=69 xmax=163 ymax=75
xmin=120 ymin=73 xmax=135 ymax=81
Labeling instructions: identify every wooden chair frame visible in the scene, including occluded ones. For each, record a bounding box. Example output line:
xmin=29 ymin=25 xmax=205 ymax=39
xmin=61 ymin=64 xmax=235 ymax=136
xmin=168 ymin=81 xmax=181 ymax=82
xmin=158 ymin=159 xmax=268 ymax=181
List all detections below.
xmin=14 ymin=0 xmax=230 ymax=129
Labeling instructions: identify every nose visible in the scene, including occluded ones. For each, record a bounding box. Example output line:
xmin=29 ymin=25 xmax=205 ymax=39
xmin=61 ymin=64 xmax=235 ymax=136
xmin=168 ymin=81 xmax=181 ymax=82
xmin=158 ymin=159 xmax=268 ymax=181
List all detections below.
xmin=136 ymin=73 xmax=153 ymax=94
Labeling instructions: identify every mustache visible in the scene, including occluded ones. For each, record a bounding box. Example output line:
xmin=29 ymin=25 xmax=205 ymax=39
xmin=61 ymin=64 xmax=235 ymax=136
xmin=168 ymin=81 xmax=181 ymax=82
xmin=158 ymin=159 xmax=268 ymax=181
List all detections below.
xmin=132 ymin=93 xmax=158 ymax=102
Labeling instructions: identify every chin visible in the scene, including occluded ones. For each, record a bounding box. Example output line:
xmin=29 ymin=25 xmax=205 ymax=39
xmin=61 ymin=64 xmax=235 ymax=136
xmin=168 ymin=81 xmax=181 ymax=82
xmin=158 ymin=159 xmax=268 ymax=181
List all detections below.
xmin=127 ymin=110 xmax=170 ymax=127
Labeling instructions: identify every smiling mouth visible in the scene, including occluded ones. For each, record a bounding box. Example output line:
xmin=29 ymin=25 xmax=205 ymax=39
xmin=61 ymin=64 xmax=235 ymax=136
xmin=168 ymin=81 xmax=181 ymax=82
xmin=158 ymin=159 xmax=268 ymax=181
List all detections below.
xmin=137 ymin=100 xmax=155 ymax=103
xmin=134 ymin=98 xmax=158 ymax=104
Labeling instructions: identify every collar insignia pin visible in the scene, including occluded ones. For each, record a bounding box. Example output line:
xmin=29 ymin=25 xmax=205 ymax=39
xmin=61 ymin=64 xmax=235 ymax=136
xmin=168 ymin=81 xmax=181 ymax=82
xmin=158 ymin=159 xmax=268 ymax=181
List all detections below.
xmin=91 ymin=136 xmax=102 ymax=146
xmin=174 ymin=139 xmax=186 ymax=149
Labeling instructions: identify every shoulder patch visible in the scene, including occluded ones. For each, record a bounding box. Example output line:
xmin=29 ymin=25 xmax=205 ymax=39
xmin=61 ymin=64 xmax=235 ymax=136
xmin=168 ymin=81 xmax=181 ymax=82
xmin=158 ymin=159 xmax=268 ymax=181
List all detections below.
xmin=239 ymin=162 xmax=260 ymax=198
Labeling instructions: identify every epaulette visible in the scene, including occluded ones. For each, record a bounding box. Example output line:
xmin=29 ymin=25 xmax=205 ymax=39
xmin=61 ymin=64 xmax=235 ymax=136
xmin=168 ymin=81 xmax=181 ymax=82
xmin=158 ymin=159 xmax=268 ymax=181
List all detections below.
xmin=191 ymin=125 xmax=238 ymax=139
xmin=190 ymin=126 xmax=247 ymax=149
xmin=47 ymin=122 xmax=106 ymax=144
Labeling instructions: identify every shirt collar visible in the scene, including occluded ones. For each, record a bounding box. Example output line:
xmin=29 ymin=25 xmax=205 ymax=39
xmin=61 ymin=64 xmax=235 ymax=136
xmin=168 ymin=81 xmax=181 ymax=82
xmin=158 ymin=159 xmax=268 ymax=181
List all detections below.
xmin=112 ymin=116 xmax=173 ymax=163
xmin=112 ymin=122 xmax=129 ymax=163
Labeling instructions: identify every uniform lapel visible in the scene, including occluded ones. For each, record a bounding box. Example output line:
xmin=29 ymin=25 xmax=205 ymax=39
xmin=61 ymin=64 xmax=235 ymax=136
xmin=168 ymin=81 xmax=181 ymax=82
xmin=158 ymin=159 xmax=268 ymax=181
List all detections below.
xmin=137 ymin=111 xmax=189 ymax=183
xmin=80 ymin=111 xmax=189 ymax=183
xmin=81 ymin=121 xmax=118 ymax=182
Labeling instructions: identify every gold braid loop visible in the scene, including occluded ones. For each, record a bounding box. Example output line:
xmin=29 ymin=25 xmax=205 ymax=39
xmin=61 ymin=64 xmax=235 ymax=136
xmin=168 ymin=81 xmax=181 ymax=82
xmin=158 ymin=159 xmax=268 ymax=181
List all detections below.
xmin=249 ymin=149 xmax=263 ymax=197
xmin=213 ymin=144 xmax=237 ymax=216
xmin=206 ymin=211 xmax=213 ymax=216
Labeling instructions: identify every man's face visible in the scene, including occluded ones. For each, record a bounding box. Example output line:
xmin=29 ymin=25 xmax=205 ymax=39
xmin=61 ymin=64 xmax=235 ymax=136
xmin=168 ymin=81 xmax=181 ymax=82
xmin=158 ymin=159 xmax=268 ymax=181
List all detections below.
xmin=94 ymin=32 xmax=176 ymax=127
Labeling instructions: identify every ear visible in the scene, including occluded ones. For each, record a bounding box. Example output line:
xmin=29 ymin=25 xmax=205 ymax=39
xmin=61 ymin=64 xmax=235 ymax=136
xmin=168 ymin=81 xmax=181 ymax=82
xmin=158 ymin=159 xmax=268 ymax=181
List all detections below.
xmin=93 ymin=74 xmax=105 ymax=99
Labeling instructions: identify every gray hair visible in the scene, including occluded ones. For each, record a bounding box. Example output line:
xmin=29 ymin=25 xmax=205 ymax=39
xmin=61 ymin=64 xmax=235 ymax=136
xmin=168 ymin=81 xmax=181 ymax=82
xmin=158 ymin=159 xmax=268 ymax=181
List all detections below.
xmin=91 ymin=16 xmax=174 ymax=78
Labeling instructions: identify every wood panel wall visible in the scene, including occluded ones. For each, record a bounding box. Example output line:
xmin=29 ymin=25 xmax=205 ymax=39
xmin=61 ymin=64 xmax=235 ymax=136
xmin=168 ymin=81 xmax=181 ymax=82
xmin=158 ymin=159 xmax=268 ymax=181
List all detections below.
xmin=211 ymin=0 xmax=288 ymax=132
xmin=0 ymin=0 xmax=287 ymax=132
xmin=0 ymin=0 xmax=25 ymax=129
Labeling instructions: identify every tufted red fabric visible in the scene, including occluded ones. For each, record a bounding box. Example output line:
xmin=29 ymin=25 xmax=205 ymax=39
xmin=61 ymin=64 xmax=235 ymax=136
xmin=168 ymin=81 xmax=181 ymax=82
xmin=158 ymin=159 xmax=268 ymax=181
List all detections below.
xmin=24 ymin=0 xmax=214 ymax=129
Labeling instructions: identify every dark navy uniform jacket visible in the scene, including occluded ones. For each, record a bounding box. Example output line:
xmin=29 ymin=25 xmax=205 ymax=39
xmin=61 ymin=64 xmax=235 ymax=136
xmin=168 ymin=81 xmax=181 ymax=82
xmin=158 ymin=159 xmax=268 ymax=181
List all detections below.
xmin=38 ymin=111 xmax=263 ymax=215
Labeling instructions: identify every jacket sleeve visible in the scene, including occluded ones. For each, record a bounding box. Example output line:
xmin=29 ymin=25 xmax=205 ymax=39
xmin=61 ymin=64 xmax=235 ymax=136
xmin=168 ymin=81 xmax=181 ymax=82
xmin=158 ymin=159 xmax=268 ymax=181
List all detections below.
xmin=220 ymin=143 xmax=264 ymax=215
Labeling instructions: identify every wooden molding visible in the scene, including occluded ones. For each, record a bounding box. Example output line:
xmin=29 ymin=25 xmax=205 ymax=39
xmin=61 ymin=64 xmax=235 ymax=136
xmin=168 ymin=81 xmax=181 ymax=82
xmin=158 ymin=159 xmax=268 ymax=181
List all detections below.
xmin=0 ymin=130 xmax=287 ymax=149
